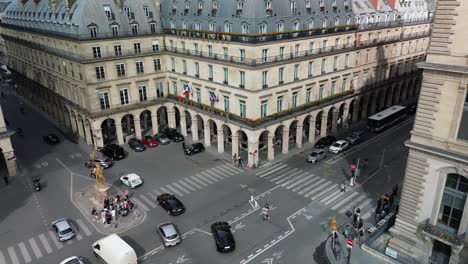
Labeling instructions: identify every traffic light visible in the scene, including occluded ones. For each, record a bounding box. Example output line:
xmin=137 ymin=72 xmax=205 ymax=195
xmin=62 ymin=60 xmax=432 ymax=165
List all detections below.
xmin=331 ymin=218 xmax=337 ymax=230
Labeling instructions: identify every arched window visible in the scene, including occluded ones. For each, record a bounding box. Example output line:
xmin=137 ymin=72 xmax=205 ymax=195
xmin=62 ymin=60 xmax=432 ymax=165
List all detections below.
xmin=437 ymin=174 xmax=468 ymax=233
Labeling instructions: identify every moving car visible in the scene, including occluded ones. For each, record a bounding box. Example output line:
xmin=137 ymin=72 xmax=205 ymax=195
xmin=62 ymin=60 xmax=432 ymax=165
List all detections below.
xmin=157 ymin=193 xmax=185 ymax=216
xmin=100 ymin=144 xmax=126 ymax=160
xmin=120 ymin=173 xmax=143 ymax=189
xmin=329 ymin=140 xmax=350 ymax=154
xmin=155 ymin=133 xmax=171 ymax=145
xmin=51 ymin=218 xmax=75 ymax=242
xmin=43 ymin=133 xmax=60 ymax=144
xmin=346 ymin=131 xmax=365 ymax=145
xmin=314 ymin=135 xmax=336 ymax=149
xmin=92 ymin=234 xmax=137 ymax=264
xmin=85 ymin=158 xmax=113 ymax=169
xmin=60 ymin=256 xmax=84 ymax=264
xmin=307 ymin=149 xmax=326 ymax=163
xmin=183 ymin=142 xmax=205 ymax=156
xmin=164 ymin=128 xmax=184 ymax=142
xmin=142 ymin=135 xmax=158 ymax=147
xmin=211 ymin=222 xmax=235 ymax=253
xmin=157 ymin=223 xmax=182 ymax=247
xmin=128 ymin=138 xmax=146 ymax=152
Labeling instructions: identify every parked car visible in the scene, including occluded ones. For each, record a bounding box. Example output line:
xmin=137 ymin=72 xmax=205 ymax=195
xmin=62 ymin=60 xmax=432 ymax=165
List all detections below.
xmin=128 ymin=138 xmax=146 ymax=152
xmin=183 ymin=142 xmax=205 ymax=156
xmin=406 ymin=103 xmax=417 ymax=114
xmin=157 ymin=193 xmax=185 ymax=216
xmin=314 ymin=135 xmax=336 ymax=149
xmin=155 ymin=133 xmax=171 ymax=145
xmin=142 ymin=135 xmax=158 ymax=147
xmin=307 ymin=149 xmax=326 ymax=163
xmin=346 ymin=131 xmax=366 ymax=145
xmin=84 ymin=158 xmax=113 ymax=169
xmin=329 ymin=140 xmax=350 ymax=154
xmin=51 ymin=218 xmax=75 ymax=242
xmin=157 ymin=223 xmax=181 ymax=247
xmin=120 ymin=173 xmax=143 ymax=189
xmin=43 ymin=133 xmax=60 ymax=144
xmin=60 ymin=256 xmax=84 ymax=264
xmin=100 ymin=144 xmax=126 ymax=160
xmin=211 ymin=222 xmax=235 ymax=253
xmin=164 ymin=128 xmax=184 ymax=142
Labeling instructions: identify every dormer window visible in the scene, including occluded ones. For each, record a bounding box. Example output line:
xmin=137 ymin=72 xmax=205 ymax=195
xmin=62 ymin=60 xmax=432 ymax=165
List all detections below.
xmin=103 ymin=6 xmax=111 ymax=19
xmin=111 ymin=25 xmax=119 ymax=36
xmin=182 ymin=21 xmax=187 ymax=29
xmin=170 ymin=21 xmax=175 ymax=29
xmin=290 ymin=1 xmax=296 ymax=14
xmin=185 ymin=3 xmax=189 ymax=10
xmin=89 ymin=26 xmax=97 ymax=38
xmin=132 ymin=24 xmax=138 ymax=35
xmin=212 ymin=1 xmax=218 ymax=9
xmin=124 ymin=6 xmax=131 ymax=18
xmin=237 ymin=1 xmax=244 ymax=10
xmin=305 ymin=1 xmax=311 ymax=9
xmin=344 ymin=0 xmax=348 ymax=6
xmin=143 ymin=6 xmax=150 ymax=17
xmin=319 ymin=1 xmax=325 ymax=12
xmin=265 ymin=2 xmax=271 ymax=9
xmin=332 ymin=0 xmax=337 ymax=7
xmin=209 ymin=22 xmax=215 ymax=31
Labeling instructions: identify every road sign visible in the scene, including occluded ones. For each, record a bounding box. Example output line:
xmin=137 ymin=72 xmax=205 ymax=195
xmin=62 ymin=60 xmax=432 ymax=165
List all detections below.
xmin=347 ymin=239 xmax=354 ymax=249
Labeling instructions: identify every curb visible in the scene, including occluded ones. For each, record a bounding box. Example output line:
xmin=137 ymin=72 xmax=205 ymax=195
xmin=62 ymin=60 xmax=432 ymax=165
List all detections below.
xmin=361 ymin=244 xmax=400 ymax=264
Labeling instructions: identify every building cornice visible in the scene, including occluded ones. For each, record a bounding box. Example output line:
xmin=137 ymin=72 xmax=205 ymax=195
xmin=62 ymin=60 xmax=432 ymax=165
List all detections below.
xmin=417 ymin=61 xmax=468 ymax=74
xmin=406 ymin=140 xmax=468 ymax=165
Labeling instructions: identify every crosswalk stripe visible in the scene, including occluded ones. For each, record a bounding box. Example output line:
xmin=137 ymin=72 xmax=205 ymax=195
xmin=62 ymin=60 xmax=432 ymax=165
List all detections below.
xmin=184 ymin=177 xmax=203 ymax=189
xmin=227 ymin=164 xmax=244 ymax=173
xmin=159 ymin=186 xmax=172 ymax=194
xmin=207 ymin=167 xmax=228 ymax=179
xmin=139 ymin=194 xmax=157 ymax=208
xmin=290 ymin=176 xmax=318 ymax=191
xmin=132 ymin=197 xmax=150 ymax=211
xmin=269 ymin=168 xmax=299 ymax=182
xmin=255 ymin=163 xmax=283 ymax=176
xmin=177 ymin=179 xmax=197 ymax=192
xmin=283 ymin=174 xmax=314 ymax=188
xmin=7 ymin=246 xmax=19 ymax=264
xmin=146 ymin=191 xmax=157 ymax=201
xmin=76 ymin=219 xmax=92 ymax=237
xmin=171 ymin=182 xmax=191 ymax=194
xmin=258 ymin=164 xmax=288 ymax=178
xmin=356 ymin=198 xmax=374 ymax=213
xmin=310 ymin=183 xmax=338 ymax=200
xmin=302 ymin=181 xmax=332 ymax=197
xmin=204 ymin=169 xmax=225 ymax=181
xmin=199 ymin=171 xmax=219 ymax=182
xmin=296 ymin=178 xmax=327 ymax=194
xmin=194 ymin=173 xmax=214 ymax=185
xmin=220 ymin=164 xmax=240 ymax=175
xmin=38 ymin=234 xmax=53 ymax=254
xmin=153 ymin=189 xmax=162 ymax=196
xmin=213 ymin=165 xmax=233 ymax=178
xmin=165 ymin=184 xmax=184 ymax=196
xmin=48 ymin=231 xmax=63 ymax=249
xmin=275 ymin=170 xmax=304 ymax=185
xmin=362 ymin=210 xmax=373 ymax=220
xmin=316 ymin=185 xmax=341 ymax=202
xmin=189 ymin=175 xmax=208 ymax=187
xmin=323 ymin=189 xmax=347 ymax=205
xmin=263 ymin=167 xmax=291 ymax=180
xmin=75 ymin=230 xmax=83 ymax=241
xmin=331 ymin=192 xmax=359 ymax=211
xmin=18 ymin=242 xmax=31 ymax=263
xmin=337 ymin=195 xmax=367 ymax=214
xmin=280 ymin=172 xmax=308 ymax=187
xmin=28 ymin=238 xmax=43 ymax=259
xmin=0 ymin=250 xmax=6 ymax=264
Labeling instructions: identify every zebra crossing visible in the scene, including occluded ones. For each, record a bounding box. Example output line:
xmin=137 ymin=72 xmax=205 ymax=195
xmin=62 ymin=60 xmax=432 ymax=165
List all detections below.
xmin=0 ymin=218 xmax=93 ymax=264
xmin=256 ymin=163 xmax=376 ymax=219
xmin=132 ymin=163 xmax=243 ymax=212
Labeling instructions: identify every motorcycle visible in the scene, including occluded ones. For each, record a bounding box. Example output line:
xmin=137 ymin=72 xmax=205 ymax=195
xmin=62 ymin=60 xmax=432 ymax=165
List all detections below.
xmin=32 ymin=178 xmax=41 ymax=192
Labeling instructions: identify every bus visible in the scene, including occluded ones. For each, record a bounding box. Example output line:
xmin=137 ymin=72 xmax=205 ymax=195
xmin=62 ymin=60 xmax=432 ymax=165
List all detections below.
xmin=367 ymin=105 xmax=407 ymax=132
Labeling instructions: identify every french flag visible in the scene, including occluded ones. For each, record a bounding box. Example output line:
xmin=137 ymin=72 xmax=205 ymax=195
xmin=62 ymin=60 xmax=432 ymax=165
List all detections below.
xmin=209 ymin=91 xmax=219 ymax=103
xmin=182 ymin=84 xmax=192 ymax=96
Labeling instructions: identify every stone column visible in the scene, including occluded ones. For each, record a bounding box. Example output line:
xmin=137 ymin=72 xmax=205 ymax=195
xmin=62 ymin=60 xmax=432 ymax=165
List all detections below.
xmin=115 ymin=122 xmax=124 ymax=145
xmin=352 ymin=105 xmax=359 ymax=123
xmin=204 ymin=123 xmax=211 ymax=147
xmin=84 ymin=123 xmax=93 ymax=145
xmin=401 ymin=83 xmax=408 ymax=103
xmin=93 ymin=128 xmax=104 ymax=149
xmin=343 ymin=107 xmax=350 ymax=128
xmin=168 ymin=110 xmax=176 ymax=128
xmin=180 ymin=113 xmax=187 ymax=137
xmin=296 ymin=124 xmax=303 ymax=149
xmin=386 ymin=87 xmax=394 ymax=107
xmin=192 ymin=119 xmax=199 ymax=141
xmin=248 ymin=141 xmax=259 ymax=167
xmin=320 ymin=115 xmax=327 ymax=136
xmin=231 ymin=134 xmax=239 ymax=158
xmin=76 ymin=119 xmax=84 ymax=138
xmin=361 ymin=98 xmax=368 ymax=119
xmin=282 ymin=129 xmax=289 ymax=154
xmin=394 ymin=86 xmax=401 ymax=105
xmin=308 ymin=117 xmax=315 ymax=143
xmin=3 ymin=149 xmax=17 ymax=177
xmin=70 ymin=115 xmax=78 ymax=134
xmin=151 ymin=114 xmax=159 ymax=135
xmin=134 ymin=119 xmax=142 ymax=139
xmin=332 ymin=110 xmax=339 ymax=133
xmin=369 ymin=97 xmax=377 ymax=115
xmin=267 ymin=134 xmax=274 ymax=161
xmin=217 ymin=129 xmax=224 ymax=153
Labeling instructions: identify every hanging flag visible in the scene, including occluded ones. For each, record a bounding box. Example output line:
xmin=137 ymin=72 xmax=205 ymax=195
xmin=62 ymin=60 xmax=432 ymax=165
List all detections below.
xmin=182 ymin=84 xmax=192 ymax=96
xmin=209 ymin=91 xmax=219 ymax=102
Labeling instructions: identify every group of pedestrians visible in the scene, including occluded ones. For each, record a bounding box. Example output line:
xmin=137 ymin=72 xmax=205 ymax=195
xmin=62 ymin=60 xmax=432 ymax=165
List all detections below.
xmin=374 ymin=184 xmax=399 ymax=222
xmin=342 ymin=207 xmax=365 ymax=244
xmin=91 ymin=192 xmax=134 ymax=225
xmin=261 ymin=204 xmax=271 ymax=221
xmin=232 ymin=153 xmax=243 ymax=168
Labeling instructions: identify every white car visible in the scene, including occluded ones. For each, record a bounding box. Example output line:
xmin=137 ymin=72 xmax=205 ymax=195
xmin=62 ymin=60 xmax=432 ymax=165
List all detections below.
xmin=60 ymin=256 xmax=84 ymax=264
xmin=120 ymin=173 xmax=143 ymax=189
xmin=329 ymin=140 xmax=349 ymax=154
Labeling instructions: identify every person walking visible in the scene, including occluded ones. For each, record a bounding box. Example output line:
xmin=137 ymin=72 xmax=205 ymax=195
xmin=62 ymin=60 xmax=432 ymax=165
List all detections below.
xmin=340 ymin=181 xmax=346 ymax=192
xmin=125 ymin=189 xmax=129 ymax=200
xmin=3 ymin=175 xmax=8 ymax=185
xmin=233 ymin=153 xmax=237 ymax=164
xmin=238 ymin=157 xmax=242 ymax=168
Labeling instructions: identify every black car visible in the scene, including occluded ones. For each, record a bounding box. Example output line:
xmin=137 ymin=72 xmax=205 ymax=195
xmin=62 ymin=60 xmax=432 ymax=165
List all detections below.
xmin=128 ymin=138 xmax=146 ymax=152
xmin=100 ymin=144 xmax=126 ymax=160
xmin=183 ymin=142 xmax=205 ymax=156
xmin=211 ymin=222 xmax=236 ymax=253
xmin=43 ymin=133 xmax=60 ymax=144
xmin=156 ymin=193 xmax=185 ymax=216
xmin=314 ymin=135 xmax=336 ymax=149
xmin=164 ymin=128 xmax=184 ymax=142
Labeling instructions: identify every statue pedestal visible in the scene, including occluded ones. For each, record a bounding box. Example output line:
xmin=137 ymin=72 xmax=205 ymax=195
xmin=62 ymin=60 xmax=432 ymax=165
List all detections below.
xmin=95 ymin=185 xmax=110 ymax=204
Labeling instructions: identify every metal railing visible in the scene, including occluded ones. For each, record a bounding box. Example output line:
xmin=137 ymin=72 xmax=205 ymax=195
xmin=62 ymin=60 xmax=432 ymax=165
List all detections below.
xmin=423 ymin=219 xmax=466 ymax=246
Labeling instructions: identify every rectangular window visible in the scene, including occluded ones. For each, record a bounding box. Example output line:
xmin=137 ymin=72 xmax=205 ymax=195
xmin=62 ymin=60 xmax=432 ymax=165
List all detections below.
xmin=240 ymin=49 xmax=245 ymax=62
xmin=182 ymin=60 xmax=187 ymax=74
xmin=262 ymin=49 xmax=268 ymax=62
xmin=261 ymin=100 xmax=268 ymax=117
xmin=308 ymin=61 xmax=314 ymax=77
xmin=194 ymin=43 xmax=199 ymax=54
xmin=156 ymin=82 xmax=164 ymax=97
xmin=366 ymin=50 xmax=370 ymax=63
xmin=331 ymin=81 xmax=336 ymax=95
xmin=120 ymin=88 xmax=130 ymax=105
xmin=208 ymin=45 xmax=213 ymax=56
xmin=194 ymin=62 xmax=199 ymax=77
xmin=240 ymin=71 xmax=245 ymax=88
xmin=239 ymin=100 xmax=246 ymax=117
xmin=295 ymin=44 xmax=300 ymax=57
xmin=171 ymin=58 xmax=175 ymax=71
xmin=309 ymin=42 xmax=315 ymax=53
xmin=224 ymin=96 xmax=230 ymax=112
xmin=92 ymin=47 xmax=101 ymax=58
xmin=95 ymin=66 xmax=105 ymax=80
xmin=131 ymin=24 xmax=138 ymax=35
xmin=306 ymin=88 xmax=312 ymax=103
xmin=458 ymin=93 xmax=468 ymax=140
xmin=437 ymin=174 xmax=468 ymax=233
xmin=172 ymin=82 xmax=177 ymax=94
xmin=136 ymin=61 xmax=144 ymax=74
xmin=114 ymin=45 xmax=122 ymax=56
xmin=138 ymin=85 xmax=147 ymax=101
xmin=342 ymin=78 xmax=347 ymax=92
xmin=90 ymin=27 xmax=97 ymax=38
xmin=150 ymin=23 xmax=156 ymax=33
xmin=262 ymin=71 xmax=268 ymax=88
xmin=152 ymin=40 xmax=160 ymax=51
xmin=223 ymin=47 xmax=228 ymax=60
xmin=279 ymin=68 xmax=284 ymax=84
xmin=223 ymin=68 xmax=228 ymax=84
xmin=195 ymin=88 xmax=201 ymax=103
xmin=292 ymin=92 xmax=298 ymax=107
xmin=116 ymin=63 xmax=126 ymax=77
xmin=154 ymin=58 xmax=161 ymax=71
xmin=319 ymin=84 xmax=324 ymax=99
xmin=355 ymin=51 xmax=360 ymax=65
xmin=345 ymin=54 xmax=350 ymax=68
xmin=277 ymin=96 xmax=283 ymax=112
xmin=134 ymin=43 xmax=141 ymax=54
xmin=111 ymin=25 xmax=119 ymax=36
xmin=321 ymin=59 xmax=327 ymax=74
xmin=333 ymin=56 xmax=338 ymax=71
xmin=143 ymin=6 xmax=150 ymax=17
xmin=279 ymin=47 xmax=285 ymax=59
xmin=294 ymin=64 xmax=299 ymax=81
xmin=99 ymin=92 xmax=110 ymax=109
xmin=208 ymin=65 xmax=213 ymax=80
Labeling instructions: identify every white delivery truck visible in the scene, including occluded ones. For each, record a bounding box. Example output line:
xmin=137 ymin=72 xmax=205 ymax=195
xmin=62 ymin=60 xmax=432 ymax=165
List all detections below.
xmin=92 ymin=234 xmax=137 ymax=264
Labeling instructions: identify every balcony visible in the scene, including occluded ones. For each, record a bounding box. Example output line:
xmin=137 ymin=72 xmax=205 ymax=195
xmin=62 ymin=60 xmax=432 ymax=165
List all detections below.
xmin=423 ymin=220 xmax=466 ymax=247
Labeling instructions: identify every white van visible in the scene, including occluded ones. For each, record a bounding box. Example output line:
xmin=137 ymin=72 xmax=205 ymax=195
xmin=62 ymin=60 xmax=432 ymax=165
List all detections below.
xmin=92 ymin=234 xmax=137 ymax=264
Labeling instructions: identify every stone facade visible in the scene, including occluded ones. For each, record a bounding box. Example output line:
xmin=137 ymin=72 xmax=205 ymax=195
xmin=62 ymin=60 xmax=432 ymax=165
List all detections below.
xmin=0 ymin=103 xmax=16 ymax=177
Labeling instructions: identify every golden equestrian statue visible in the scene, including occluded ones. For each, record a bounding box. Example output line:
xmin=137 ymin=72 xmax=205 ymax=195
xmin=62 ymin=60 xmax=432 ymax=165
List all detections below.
xmin=94 ymin=163 xmax=107 ymax=189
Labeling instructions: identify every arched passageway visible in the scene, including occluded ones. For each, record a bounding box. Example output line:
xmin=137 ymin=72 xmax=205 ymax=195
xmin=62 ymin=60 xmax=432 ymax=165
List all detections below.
xmin=157 ymin=106 xmax=168 ymax=129
xmin=101 ymin=118 xmax=117 ymax=145
xmin=140 ymin=110 xmax=152 ymax=136
xmin=121 ymin=114 xmax=135 ymax=142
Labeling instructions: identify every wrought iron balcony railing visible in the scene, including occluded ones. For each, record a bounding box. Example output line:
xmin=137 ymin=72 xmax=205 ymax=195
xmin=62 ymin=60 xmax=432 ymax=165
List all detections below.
xmin=423 ymin=219 xmax=465 ymax=246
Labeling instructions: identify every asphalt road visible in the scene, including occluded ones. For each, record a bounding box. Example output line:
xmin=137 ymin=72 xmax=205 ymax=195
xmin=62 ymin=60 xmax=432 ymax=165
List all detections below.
xmin=0 ymin=85 xmax=413 ymax=264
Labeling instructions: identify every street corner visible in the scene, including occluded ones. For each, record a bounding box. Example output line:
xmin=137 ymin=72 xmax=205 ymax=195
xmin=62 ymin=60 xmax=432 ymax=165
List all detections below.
xmin=72 ymin=185 xmax=146 ymax=235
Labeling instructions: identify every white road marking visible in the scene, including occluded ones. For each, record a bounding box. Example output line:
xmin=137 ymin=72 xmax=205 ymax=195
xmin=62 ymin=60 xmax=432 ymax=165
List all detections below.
xmin=262 ymin=167 xmax=291 ymax=180
xmin=7 ymin=247 xmax=19 ymax=264
xmin=219 ymin=164 xmax=239 ymax=175
xmin=132 ymin=197 xmax=150 ymax=211
xmin=199 ymin=171 xmax=219 ymax=182
xmin=18 ymin=242 xmax=31 ymax=263
xmin=280 ymin=172 xmax=309 ymax=187
xmin=48 ymin=231 xmax=63 ymax=249
xmin=159 ymin=186 xmax=172 ymax=194
xmin=76 ymin=219 xmax=92 ymax=236
xmin=193 ymin=173 xmax=214 ymax=185
xmin=337 ymin=194 xmax=367 ymax=214
xmin=0 ymin=250 xmax=6 ymax=264
xmin=362 ymin=209 xmax=374 ymax=220
xmin=269 ymin=168 xmax=299 ymax=182
xmin=257 ymin=164 xmax=288 ymax=178
xmin=189 ymin=175 xmax=208 ymax=187
xmin=182 ymin=177 xmax=203 ymax=189
xmin=254 ymin=163 xmax=283 ymax=176
xmin=146 ymin=191 xmax=158 ymax=201
xmin=356 ymin=198 xmax=375 ymax=215
xmin=204 ymin=169 xmax=225 ymax=180
xmin=38 ymin=234 xmax=53 ymax=254
xmin=331 ymin=192 xmax=360 ymax=211
xmin=139 ymin=194 xmax=157 ymax=208
xmin=165 ymin=183 xmax=185 ymax=196
xmin=171 ymin=182 xmax=191 ymax=194
xmin=296 ymin=178 xmax=327 ymax=195
xmin=287 ymin=175 xmax=317 ymax=190
xmin=321 ymin=187 xmax=346 ymax=204
xmin=75 ymin=231 xmax=83 ymax=241
xmin=28 ymin=238 xmax=43 ymax=259
xmin=311 ymin=184 xmax=339 ymax=200
xmin=275 ymin=170 xmax=304 ymax=185
xmin=304 ymin=181 xmax=334 ymax=198
xmin=153 ymin=189 xmax=162 ymax=195
xmin=177 ymin=179 xmax=197 ymax=192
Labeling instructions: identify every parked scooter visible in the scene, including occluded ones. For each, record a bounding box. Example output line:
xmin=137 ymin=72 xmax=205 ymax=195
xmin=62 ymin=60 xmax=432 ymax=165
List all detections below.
xmin=32 ymin=178 xmax=41 ymax=192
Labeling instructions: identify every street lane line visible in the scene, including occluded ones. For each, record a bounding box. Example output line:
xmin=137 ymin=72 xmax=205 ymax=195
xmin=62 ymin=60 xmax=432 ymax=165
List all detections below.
xmin=194 ymin=173 xmax=215 ymax=184
xmin=275 ymin=170 xmax=304 ymax=185
xmin=18 ymin=242 xmax=31 ymax=263
xmin=165 ymin=184 xmax=185 ymax=196
xmin=177 ymin=179 xmax=197 ymax=192
xmin=257 ymin=164 xmax=288 ymax=178
xmin=7 ymin=247 xmax=19 ymax=264
xmin=362 ymin=208 xmax=374 ymax=220
xmin=159 ymin=186 xmax=172 ymax=194
xmin=331 ymin=192 xmax=359 ymax=211
xmin=310 ymin=183 xmax=338 ymax=200
xmin=139 ymin=194 xmax=157 ymax=208
xmin=323 ymin=189 xmax=347 ymax=205
xmin=38 ymin=234 xmax=53 ymax=254
xmin=296 ymin=178 xmax=326 ymax=194
xmin=337 ymin=194 xmax=367 ymax=214
xmin=76 ymin=219 xmax=92 ymax=236
xmin=146 ymin=191 xmax=157 ymax=201
xmin=283 ymin=174 xmax=315 ymax=189
xmin=132 ymin=197 xmax=150 ymax=211
xmin=28 ymin=238 xmax=43 ymax=259
xmin=183 ymin=177 xmax=203 ymax=189
xmin=171 ymin=182 xmax=191 ymax=194
xmin=269 ymin=168 xmax=299 ymax=182
xmin=254 ymin=163 xmax=283 ymax=176
xmin=0 ymin=250 xmax=6 ymax=264
xmin=204 ymin=169 xmax=225 ymax=181
xmin=215 ymin=164 xmax=235 ymax=175
xmin=302 ymin=181 xmax=333 ymax=198
xmin=189 ymin=175 xmax=208 ymax=187
xmin=48 ymin=231 xmax=63 ymax=249
xmin=199 ymin=171 xmax=219 ymax=182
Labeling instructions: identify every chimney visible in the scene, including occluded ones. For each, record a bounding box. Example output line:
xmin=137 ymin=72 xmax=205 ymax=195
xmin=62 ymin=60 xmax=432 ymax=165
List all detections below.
xmin=370 ymin=0 xmax=381 ymax=11
xmin=114 ymin=0 xmax=123 ymax=11
xmin=387 ymin=0 xmax=397 ymax=9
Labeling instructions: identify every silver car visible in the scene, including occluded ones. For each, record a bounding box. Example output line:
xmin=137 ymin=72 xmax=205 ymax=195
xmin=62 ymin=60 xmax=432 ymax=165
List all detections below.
xmin=156 ymin=133 xmax=171 ymax=145
xmin=85 ymin=158 xmax=113 ymax=169
xmin=157 ymin=223 xmax=181 ymax=247
xmin=346 ymin=131 xmax=365 ymax=145
xmin=51 ymin=218 xmax=75 ymax=242
xmin=307 ymin=149 xmax=326 ymax=163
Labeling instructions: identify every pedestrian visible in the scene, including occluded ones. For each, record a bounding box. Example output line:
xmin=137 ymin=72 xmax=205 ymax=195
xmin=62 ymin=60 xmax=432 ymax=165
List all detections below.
xmin=238 ymin=157 xmax=242 ymax=168
xmin=355 ymin=207 xmax=361 ymax=215
xmin=104 ymin=198 xmax=109 ymax=209
xmin=3 ymin=175 xmax=8 ymax=185
xmin=111 ymin=207 xmax=116 ymax=221
xmin=91 ymin=207 xmax=98 ymax=222
xmin=359 ymin=228 xmax=364 ymax=244
xmin=340 ymin=181 xmax=346 ymax=192
xmin=125 ymin=189 xmax=129 ymax=200
xmin=392 ymin=184 xmax=399 ymax=197
xmin=233 ymin=153 xmax=237 ymax=164
xmin=101 ymin=210 xmax=106 ymax=224
xmin=353 ymin=213 xmax=358 ymax=226
xmin=358 ymin=219 xmax=363 ymax=231
xmin=377 ymin=198 xmax=382 ymax=210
